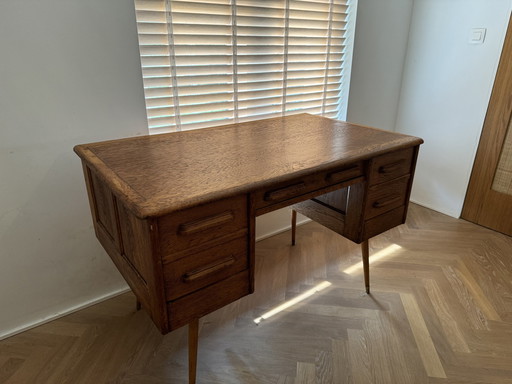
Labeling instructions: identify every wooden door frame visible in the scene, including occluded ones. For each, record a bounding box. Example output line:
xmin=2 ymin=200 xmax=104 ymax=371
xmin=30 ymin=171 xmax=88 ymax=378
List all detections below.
xmin=462 ymin=12 xmax=512 ymax=233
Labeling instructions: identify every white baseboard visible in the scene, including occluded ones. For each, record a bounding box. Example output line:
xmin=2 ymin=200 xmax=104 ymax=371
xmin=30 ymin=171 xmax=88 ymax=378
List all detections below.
xmin=409 ymin=199 xmax=459 ymax=219
xmin=0 ymin=286 xmax=130 ymax=341
xmin=255 ymin=207 xmax=310 ymax=240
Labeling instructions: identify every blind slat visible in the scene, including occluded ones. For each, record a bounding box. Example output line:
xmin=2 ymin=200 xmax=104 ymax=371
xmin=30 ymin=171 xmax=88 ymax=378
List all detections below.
xmin=135 ymin=0 xmax=350 ymax=133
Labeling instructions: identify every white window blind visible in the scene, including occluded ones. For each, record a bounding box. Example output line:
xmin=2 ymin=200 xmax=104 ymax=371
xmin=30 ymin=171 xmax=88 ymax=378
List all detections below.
xmin=135 ymin=0 xmax=353 ymax=133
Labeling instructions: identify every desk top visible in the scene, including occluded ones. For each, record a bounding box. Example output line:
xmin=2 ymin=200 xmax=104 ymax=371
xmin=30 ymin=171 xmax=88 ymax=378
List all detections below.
xmin=74 ymin=114 xmax=422 ymax=218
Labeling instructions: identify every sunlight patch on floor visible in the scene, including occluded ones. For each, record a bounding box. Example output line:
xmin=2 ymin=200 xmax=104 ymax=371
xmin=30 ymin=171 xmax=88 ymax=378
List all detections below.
xmin=254 ymin=281 xmax=332 ymax=324
xmin=343 ymin=244 xmax=403 ymax=275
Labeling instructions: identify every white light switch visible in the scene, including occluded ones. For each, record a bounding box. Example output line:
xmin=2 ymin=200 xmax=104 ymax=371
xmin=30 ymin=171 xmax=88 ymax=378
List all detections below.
xmin=469 ymin=28 xmax=487 ymax=44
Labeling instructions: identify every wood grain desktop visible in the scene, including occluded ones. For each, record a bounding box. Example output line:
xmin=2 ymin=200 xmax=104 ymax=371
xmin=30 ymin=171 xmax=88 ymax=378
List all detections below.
xmin=74 ymin=114 xmax=423 ymax=383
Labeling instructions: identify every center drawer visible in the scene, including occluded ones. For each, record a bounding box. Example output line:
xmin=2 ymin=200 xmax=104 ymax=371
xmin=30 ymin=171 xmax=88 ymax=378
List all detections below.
xmin=253 ymin=162 xmax=363 ymax=211
xmin=163 ymin=236 xmax=249 ymax=301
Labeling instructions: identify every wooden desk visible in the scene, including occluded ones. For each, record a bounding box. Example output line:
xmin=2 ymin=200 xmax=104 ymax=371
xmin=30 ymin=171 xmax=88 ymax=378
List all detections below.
xmin=74 ymin=114 xmax=422 ymax=383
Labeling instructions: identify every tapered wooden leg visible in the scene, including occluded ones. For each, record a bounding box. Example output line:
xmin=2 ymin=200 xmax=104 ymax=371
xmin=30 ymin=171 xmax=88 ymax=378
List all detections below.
xmin=291 ymin=209 xmax=297 ymax=246
xmin=189 ymin=318 xmax=199 ymax=384
xmin=361 ymin=240 xmax=370 ymax=294
xmin=136 ymin=299 xmax=141 ymax=311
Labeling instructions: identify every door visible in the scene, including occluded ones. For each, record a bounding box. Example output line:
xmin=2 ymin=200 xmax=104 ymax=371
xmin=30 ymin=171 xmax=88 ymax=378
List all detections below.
xmin=462 ymin=14 xmax=512 ymax=236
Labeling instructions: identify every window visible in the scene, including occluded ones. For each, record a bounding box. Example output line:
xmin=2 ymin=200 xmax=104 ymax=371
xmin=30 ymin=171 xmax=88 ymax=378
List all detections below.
xmin=134 ymin=0 xmax=355 ymax=133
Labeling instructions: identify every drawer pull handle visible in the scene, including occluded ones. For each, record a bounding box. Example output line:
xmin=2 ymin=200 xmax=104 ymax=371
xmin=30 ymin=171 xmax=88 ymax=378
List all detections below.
xmin=264 ymin=182 xmax=306 ymax=202
xmin=372 ymin=196 xmax=403 ymax=209
xmin=378 ymin=160 xmax=405 ymax=174
xmin=179 ymin=211 xmax=235 ymax=235
xmin=327 ymin=165 xmax=360 ymax=182
xmin=182 ymin=256 xmax=236 ymax=282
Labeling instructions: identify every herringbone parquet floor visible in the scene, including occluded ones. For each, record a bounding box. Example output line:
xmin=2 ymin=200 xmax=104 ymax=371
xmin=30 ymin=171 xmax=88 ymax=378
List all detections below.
xmin=1 ymin=204 xmax=512 ymax=383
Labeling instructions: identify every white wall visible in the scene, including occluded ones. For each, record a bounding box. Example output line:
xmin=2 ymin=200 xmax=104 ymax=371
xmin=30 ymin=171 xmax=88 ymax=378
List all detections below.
xmin=395 ymin=0 xmax=511 ymax=217
xmin=347 ymin=0 xmax=414 ymax=131
xmin=0 ymin=0 xmax=148 ymax=338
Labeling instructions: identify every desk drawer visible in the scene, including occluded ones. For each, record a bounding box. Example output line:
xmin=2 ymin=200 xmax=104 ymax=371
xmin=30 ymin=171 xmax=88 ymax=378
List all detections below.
xmin=366 ymin=175 xmax=410 ymax=219
xmin=163 ymin=237 xmax=248 ymax=301
xmin=167 ymin=270 xmax=250 ymax=330
xmin=158 ymin=195 xmax=248 ymax=260
xmin=369 ymin=148 xmax=413 ymax=185
xmin=364 ymin=205 xmax=406 ymax=239
xmin=253 ymin=163 xmax=363 ymax=210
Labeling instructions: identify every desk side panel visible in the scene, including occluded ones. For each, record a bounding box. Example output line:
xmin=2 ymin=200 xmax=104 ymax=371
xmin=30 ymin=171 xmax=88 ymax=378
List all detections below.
xmin=82 ymin=163 xmax=168 ymax=333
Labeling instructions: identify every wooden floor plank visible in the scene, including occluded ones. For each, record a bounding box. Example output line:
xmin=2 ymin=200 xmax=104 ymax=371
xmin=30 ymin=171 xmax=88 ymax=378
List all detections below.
xmin=295 ymin=362 xmax=316 ymax=384
xmin=331 ymin=339 xmax=350 ymax=384
xmin=400 ymin=293 xmax=447 ymax=378
xmin=347 ymin=328 xmax=372 ymax=384
xmin=423 ymin=278 xmax=471 ymax=353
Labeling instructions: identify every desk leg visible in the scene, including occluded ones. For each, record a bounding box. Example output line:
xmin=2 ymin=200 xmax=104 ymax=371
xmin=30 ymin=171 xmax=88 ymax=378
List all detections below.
xmin=291 ymin=210 xmax=297 ymax=246
xmin=189 ymin=318 xmax=199 ymax=384
xmin=135 ymin=299 xmax=141 ymax=311
xmin=361 ymin=240 xmax=370 ymax=294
